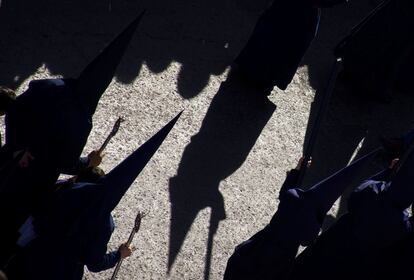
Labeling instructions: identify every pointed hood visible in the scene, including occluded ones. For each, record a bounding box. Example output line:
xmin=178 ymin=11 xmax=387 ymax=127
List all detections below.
xmin=75 ymin=11 xmax=145 ymax=115
xmin=304 ymin=148 xmax=381 ymax=221
xmin=98 ymin=111 xmax=182 ymax=213
xmin=34 ymin=112 xmax=182 ymax=239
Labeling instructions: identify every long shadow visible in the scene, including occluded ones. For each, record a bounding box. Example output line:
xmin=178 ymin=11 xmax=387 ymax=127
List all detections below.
xmin=0 ymin=0 xmax=268 ymax=99
xmin=168 ymin=71 xmax=276 ymax=279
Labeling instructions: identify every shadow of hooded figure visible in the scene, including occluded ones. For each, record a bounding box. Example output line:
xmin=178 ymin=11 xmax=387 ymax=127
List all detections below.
xmin=168 ymin=70 xmax=276 ymax=279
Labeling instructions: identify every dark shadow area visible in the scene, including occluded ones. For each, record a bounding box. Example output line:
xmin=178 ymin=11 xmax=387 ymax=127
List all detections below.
xmin=168 ymin=71 xmax=276 ymax=279
xmin=300 ymin=0 xmax=385 ymax=165
xmin=302 ymin=0 xmax=384 ymax=90
xmin=0 ymin=0 xmax=271 ymax=99
xmin=300 ymin=0 xmax=414 ymax=218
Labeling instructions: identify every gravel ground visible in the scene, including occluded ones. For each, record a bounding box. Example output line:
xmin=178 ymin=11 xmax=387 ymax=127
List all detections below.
xmin=1 ymin=0 xmax=413 ymax=279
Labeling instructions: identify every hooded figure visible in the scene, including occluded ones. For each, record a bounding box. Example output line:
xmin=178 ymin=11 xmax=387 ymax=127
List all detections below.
xmin=290 ymin=147 xmax=414 ymax=280
xmin=5 ymin=113 xmax=182 ymax=280
xmin=224 ymin=149 xmax=379 ymax=280
xmin=3 ymin=11 xmax=145 ymax=174
xmin=0 ymin=12 xmax=145 ymax=268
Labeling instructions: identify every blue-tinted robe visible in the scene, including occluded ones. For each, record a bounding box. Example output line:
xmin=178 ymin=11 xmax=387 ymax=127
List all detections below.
xmin=5 ymin=182 xmax=120 ymax=280
xmin=289 ymin=168 xmax=412 ymax=280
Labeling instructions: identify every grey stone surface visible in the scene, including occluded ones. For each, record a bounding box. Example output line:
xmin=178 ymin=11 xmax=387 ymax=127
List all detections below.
xmin=1 ymin=0 xmax=413 ymax=279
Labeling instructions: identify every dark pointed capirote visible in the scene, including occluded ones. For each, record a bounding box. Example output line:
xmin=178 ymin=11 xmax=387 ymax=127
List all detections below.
xmin=32 ymin=111 xmax=182 ymax=247
xmin=75 ymin=10 xmax=146 ymax=116
xmin=304 ymin=148 xmax=381 ymax=221
xmin=98 ymin=111 xmax=182 ymax=213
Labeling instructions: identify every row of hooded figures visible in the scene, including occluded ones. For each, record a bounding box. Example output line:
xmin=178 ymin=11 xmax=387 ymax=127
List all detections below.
xmin=0 ymin=0 xmax=413 ymax=279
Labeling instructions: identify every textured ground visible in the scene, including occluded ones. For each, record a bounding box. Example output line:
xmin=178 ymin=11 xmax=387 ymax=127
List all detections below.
xmin=1 ymin=0 xmax=413 ymax=279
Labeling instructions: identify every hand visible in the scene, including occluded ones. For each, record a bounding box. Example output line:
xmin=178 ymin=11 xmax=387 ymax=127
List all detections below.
xmin=295 ymin=157 xmax=312 ymax=170
xmin=389 ymin=158 xmax=399 ymax=169
xmin=87 ymin=150 xmax=103 ymax=168
xmin=18 ymin=150 xmax=35 ymax=168
xmin=118 ymin=243 xmax=133 ymax=259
